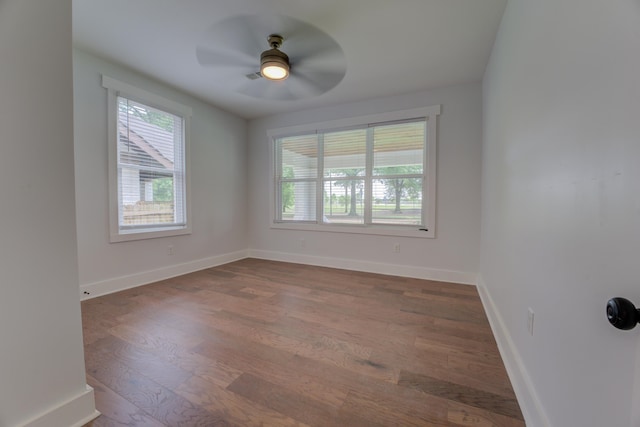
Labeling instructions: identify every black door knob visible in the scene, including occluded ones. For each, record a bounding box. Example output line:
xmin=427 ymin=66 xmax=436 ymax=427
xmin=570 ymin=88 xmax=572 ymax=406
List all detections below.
xmin=607 ymin=297 xmax=640 ymax=330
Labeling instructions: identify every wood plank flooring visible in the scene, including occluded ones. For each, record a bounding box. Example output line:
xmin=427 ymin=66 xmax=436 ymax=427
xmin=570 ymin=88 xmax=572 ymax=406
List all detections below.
xmin=82 ymin=258 xmax=524 ymax=427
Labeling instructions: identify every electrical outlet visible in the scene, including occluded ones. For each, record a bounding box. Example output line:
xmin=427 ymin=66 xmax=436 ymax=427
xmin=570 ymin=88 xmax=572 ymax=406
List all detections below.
xmin=168 ymin=245 xmax=174 ymax=255
xmin=393 ymin=243 xmax=400 ymax=253
xmin=528 ymin=307 xmax=535 ymax=336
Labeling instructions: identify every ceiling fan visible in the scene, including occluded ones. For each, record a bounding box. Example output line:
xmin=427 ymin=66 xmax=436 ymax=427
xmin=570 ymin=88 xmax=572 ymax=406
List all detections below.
xmin=195 ymin=14 xmax=347 ymax=101
xmin=259 ymin=34 xmax=290 ymax=81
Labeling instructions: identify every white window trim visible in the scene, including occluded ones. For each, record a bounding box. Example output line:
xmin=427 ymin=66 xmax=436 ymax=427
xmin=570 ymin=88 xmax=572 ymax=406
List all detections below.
xmin=268 ymin=105 xmax=440 ymax=239
xmin=102 ymin=75 xmax=192 ymax=242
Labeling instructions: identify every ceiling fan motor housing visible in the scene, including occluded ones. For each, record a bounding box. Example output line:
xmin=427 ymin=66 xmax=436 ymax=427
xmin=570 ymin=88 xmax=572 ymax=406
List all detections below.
xmin=260 ymin=34 xmax=290 ymax=80
xmin=260 ymin=48 xmax=289 ymax=67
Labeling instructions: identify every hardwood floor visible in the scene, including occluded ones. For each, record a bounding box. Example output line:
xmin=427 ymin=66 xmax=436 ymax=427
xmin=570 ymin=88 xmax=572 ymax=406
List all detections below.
xmin=82 ymin=258 xmax=524 ymax=427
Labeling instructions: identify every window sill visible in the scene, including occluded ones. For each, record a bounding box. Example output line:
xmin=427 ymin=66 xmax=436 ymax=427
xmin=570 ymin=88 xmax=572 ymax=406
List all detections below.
xmin=270 ymin=222 xmax=435 ymax=238
xmin=110 ymin=225 xmax=191 ymax=243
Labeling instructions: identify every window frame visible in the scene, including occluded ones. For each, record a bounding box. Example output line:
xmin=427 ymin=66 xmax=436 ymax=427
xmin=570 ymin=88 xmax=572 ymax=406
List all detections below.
xmin=269 ymin=106 xmax=440 ymax=238
xmin=102 ymin=75 xmax=192 ymax=242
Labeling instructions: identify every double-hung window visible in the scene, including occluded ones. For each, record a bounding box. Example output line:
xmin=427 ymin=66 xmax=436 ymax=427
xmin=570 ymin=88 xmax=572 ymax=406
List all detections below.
xmin=103 ymin=76 xmax=192 ymax=242
xmin=272 ymin=106 xmax=440 ymax=238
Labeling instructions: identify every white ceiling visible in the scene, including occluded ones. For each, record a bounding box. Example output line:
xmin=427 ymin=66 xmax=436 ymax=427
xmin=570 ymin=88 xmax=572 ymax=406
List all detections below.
xmin=73 ymin=0 xmax=507 ymax=119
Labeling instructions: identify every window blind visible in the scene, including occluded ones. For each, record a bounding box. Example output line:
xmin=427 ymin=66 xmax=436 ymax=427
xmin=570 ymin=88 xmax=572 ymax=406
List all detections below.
xmin=275 ymin=119 xmax=427 ymax=227
xmin=277 ymin=134 xmax=318 ymax=222
xmin=117 ymin=96 xmax=186 ymax=229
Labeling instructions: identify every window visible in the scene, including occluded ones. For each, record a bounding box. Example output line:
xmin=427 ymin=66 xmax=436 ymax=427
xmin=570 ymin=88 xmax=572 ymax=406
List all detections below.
xmin=103 ymin=76 xmax=191 ymax=242
xmin=271 ymin=106 xmax=440 ymax=238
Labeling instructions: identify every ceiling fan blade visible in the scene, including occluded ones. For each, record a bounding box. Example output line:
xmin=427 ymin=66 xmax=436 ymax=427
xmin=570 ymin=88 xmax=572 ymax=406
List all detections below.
xmin=197 ymin=15 xmax=267 ymax=60
xmin=284 ymin=31 xmax=337 ymax=57
xmin=280 ymin=20 xmax=347 ymax=90
xmin=237 ymin=78 xmax=298 ymax=101
xmin=199 ymin=14 xmax=310 ymax=57
xmin=195 ymin=46 xmax=256 ymax=68
xmin=288 ymin=69 xmax=346 ymax=97
xmin=291 ymin=46 xmax=347 ymax=75
xmin=239 ymin=71 xmax=344 ymax=102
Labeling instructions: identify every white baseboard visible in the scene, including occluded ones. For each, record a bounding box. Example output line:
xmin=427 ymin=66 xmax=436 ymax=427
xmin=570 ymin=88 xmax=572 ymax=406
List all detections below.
xmin=476 ymin=275 xmax=550 ymax=427
xmin=248 ymin=249 xmax=477 ymax=285
xmin=79 ymin=248 xmax=473 ymax=300
xmin=80 ymin=250 xmax=249 ymax=300
xmin=21 ymin=385 xmax=99 ymax=427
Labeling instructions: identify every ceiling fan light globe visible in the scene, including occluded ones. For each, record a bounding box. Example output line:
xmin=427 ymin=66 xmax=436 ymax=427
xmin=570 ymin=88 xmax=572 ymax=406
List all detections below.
xmin=262 ymin=63 xmax=289 ymax=80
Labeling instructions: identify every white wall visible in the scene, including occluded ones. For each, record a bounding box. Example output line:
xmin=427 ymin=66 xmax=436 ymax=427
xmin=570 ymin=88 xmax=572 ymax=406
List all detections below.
xmin=481 ymin=0 xmax=640 ymax=426
xmin=74 ymin=49 xmax=248 ymax=296
xmin=248 ymin=84 xmax=483 ymax=282
xmin=0 ymin=1 xmax=96 ymax=426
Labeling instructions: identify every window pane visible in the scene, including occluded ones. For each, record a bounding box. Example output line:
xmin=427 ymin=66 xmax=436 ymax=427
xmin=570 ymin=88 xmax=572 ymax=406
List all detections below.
xmin=116 ymin=96 xmax=186 ymax=231
xmin=280 ymin=181 xmax=316 ymax=221
xmin=323 ymin=179 xmax=365 ymax=224
xmin=278 ymin=135 xmax=318 ymax=179
xmin=373 ymin=121 xmax=425 ymax=176
xmin=118 ymin=97 xmax=180 ymax=172
xmin=372 ymin=178 xmax=422 ymax=225
xmin=120 ymin=168 xmax=176 ymax=226
xmin=323 ymin=129 xmax=366 ymax=178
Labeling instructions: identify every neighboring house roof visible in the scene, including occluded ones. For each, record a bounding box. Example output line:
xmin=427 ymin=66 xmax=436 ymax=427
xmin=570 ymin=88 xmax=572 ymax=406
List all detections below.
xmin=118 ymin=113 xmax=174 ymax=171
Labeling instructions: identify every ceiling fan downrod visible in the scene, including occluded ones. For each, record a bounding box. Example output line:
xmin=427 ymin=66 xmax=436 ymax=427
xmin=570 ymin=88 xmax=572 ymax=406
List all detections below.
xmin=268 ymin=34 xmax=284 ymax=49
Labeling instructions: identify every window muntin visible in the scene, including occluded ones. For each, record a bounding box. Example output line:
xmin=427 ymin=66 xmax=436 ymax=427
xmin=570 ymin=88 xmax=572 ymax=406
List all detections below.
xmin=274 ymin=111 xmax=437 ymax=236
